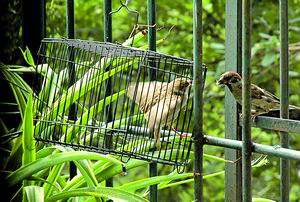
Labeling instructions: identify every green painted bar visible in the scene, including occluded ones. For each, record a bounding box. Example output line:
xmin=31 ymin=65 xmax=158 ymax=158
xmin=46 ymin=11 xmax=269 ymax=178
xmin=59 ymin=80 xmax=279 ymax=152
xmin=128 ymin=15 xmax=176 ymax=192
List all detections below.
xmin=242 ymin=116 xmax=300 ymax=133
xmin=66 ymin=0 xmax=75 ymax=39
xmin=279 ymin=0 xmax=290 ymax=201
xmin=104 ymin=0 xmax=112 ymax=42
xmin=193 ymin=0 xmax=204 ymax=201
xmin=242 ymin=0 xmax=252 ymax=201
xmin=148 ymin=0 xmax=156 ymax=54
xmin=124 ymin=126 xmax=300 ymax=161
xmin=104 ymin=0 xmax=113 ymax=189
xmin=205 ymin=135 xmax=300 ymax=161
xmin=224 ymin=0 xmax=242 ymax=200
xmin=147 ymin=0 xmax=158 ymax=201
xmin=66 ymin=0 xmax=76 ymax=179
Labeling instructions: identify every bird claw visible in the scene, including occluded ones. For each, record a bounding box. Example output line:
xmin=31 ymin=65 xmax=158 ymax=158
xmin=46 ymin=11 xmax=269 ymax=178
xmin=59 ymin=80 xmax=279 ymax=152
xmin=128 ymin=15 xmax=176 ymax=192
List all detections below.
xmin=171 ymin=127 xmax=184 ymax=136
xmin=251 ymin=114 xmax=258 ymax=122
xmin=179 ymin=133 xmax=191 ymax=138
xmin=171 ymin=127 xmax=190 ymax=138
xmin=239 ymin=112 xmax=258 ymax=123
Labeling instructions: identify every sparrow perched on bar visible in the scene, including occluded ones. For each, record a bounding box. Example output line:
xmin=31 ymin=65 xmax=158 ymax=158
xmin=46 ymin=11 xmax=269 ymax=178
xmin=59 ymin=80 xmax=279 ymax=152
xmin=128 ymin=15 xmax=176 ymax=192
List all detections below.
xmin=216 ymin=71 xmax=300 ymax=116
xmin=126 ymin=78 xmax=192 ymax=148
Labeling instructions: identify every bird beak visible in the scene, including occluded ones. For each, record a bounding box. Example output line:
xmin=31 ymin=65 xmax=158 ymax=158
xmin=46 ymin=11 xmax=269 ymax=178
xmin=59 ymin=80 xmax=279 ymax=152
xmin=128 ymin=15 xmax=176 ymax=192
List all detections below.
xmin=216 ymin=78 xmax=224 ymax=86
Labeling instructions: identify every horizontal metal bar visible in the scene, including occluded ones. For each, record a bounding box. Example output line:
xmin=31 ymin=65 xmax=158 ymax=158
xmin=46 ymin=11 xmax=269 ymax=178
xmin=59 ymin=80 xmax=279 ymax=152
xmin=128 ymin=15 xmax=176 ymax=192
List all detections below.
xmin=205 ymin=135 xmax=300 ymax=161
xmin=124 ymin=126 xmax=300 ymax=160
xmin=241 ymin=115 xmax=300 ymax=133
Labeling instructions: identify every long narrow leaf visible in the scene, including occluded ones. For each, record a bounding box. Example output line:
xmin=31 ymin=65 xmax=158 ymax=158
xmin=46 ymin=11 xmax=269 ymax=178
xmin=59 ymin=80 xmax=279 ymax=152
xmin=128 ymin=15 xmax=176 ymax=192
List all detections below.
xmin=61 ymin=160 xmax=108 ymax=192
xmin=65 ymin=90 xmax=125 ymax=142
xmin=2 ymin=70 xmax=28 ymax=119
xmin=22 ymin=92 xmax=35 ymax=187
xmin=122 ymin=30 xmax=147 ymax=47
xmin=6 ymin=151 xmax=123 ymax=187
xmin=74 ymin=160 xmax=98 ymax=187
xmin=22 ymin=92 xmax=35 ymax=165
xmin=19 ymin=47 xmax=35 ymax=67
xmin=118 ymin=173 xmax=193 ymax=192
xmin=35 ymin=63 xmax=130 ymax=135
xmin=45 ymin=187 xmax=148 ymax=202
xmin=43 ymin=150 xmax=65 ymax=198
xmin=24 ymin=186 xmax=44 ymax=202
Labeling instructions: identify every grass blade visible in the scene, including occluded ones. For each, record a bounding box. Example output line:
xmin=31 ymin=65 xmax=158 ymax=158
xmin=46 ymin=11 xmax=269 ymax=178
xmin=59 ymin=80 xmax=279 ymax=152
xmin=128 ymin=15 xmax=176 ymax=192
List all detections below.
xmin=6 ymin=151 xmax=123 ymax=187
xmin=24 ymin=186 xmax=44 ymax=202
xmin=45 ymin=187 xmax=148 ymax=202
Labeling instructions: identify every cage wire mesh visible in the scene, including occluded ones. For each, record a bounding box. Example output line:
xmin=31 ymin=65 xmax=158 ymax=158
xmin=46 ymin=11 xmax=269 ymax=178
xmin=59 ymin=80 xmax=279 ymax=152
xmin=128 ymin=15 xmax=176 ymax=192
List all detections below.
xmin=33 ymin=38 xmax=207 ymax=169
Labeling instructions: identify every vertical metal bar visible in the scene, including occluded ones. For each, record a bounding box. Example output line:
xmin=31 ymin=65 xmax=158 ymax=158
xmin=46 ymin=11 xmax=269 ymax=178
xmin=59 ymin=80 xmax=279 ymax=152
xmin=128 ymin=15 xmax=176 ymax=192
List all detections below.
xmin=104 ymin=0 xmax=112 ymax=42
xmin=104 ymin=0 xmax=113 ymax=189
xmin=148 ymin=1 xmax=158 ymax=201
xmin=66 ymin=0 xmax=75 ymax=39
xmin=66 ymin=0 xmax=76 ymax=179
xmin=279 ymin=0 xmax=290 ymax=201
xmin=242 ymin=0 xmax=252 ymax=201
xmin=148 ymin=0 xmax=157 ymax=81
xmin=148 ymin=0 xmax=156 ymax=53
xmin=193 ymin=0 xmax=203 ymax=201
xmin=22 ymin=0 xmax=45 ymax=61
xmin=224 ymin=0 xmax=242 ymax=200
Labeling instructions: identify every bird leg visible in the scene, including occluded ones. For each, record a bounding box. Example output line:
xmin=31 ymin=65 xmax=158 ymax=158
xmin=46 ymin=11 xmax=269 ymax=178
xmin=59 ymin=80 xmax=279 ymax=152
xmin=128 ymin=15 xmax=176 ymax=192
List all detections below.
xmin=171 ymin=127 xmax=190 ymax=138
xmin=251 ymin=111 xmax=259 ymax=122
xmin=239 ymin=110 xmax=260 ymax=122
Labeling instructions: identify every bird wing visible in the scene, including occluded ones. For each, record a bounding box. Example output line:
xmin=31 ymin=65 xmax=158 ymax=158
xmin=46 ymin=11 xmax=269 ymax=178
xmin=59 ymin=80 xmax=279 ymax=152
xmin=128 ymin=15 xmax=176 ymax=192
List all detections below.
xmin=251 ymin=84 xmax=300 ymax=111
xmin=145 ymin=94 xmax=183 ymax=132
xmin=251 ymin=84 xmax=280 ymax=103
xmin=126 ymin=81 xmax=168 ymax=113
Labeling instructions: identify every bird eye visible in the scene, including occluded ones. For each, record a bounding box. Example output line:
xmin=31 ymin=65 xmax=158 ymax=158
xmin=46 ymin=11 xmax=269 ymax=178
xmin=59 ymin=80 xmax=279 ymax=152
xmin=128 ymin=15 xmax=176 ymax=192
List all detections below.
xmin=230 ymin=77 xmax=238 ymax=83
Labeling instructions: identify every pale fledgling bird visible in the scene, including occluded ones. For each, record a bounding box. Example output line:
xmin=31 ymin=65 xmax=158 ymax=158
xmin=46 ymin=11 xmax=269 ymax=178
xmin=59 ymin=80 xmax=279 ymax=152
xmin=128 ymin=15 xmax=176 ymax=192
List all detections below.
xmin=126 ymin=78 xmax=192 ymax=148
xmin=216 ymin=71 xmax=300 ymax=116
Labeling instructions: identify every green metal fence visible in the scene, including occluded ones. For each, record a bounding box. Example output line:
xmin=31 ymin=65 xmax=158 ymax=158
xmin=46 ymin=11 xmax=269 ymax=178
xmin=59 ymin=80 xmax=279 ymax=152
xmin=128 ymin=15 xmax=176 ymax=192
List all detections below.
xmin=24 ymin=0 xmax=298 ymax=201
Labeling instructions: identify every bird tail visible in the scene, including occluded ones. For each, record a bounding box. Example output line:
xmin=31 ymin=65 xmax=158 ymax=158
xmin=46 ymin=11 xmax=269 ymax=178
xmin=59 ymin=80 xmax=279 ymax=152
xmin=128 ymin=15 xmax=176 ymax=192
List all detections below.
xmin=149 ymin=127 xmax=161 ymax=149
xmin=290 ymin=104 xmax=300 ymax=110
xmin=154 ymin=130 xmax=161 ymax=149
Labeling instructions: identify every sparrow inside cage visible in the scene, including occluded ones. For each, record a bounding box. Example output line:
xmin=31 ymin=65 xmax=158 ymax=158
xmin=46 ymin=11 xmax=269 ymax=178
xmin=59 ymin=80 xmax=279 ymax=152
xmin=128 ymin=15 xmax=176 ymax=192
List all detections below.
xmin=33 ymin=38 xmax=206 ymax=167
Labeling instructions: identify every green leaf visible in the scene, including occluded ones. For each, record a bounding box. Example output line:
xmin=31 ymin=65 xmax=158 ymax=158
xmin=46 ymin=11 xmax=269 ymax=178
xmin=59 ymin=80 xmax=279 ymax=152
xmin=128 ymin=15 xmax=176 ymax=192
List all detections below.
xmin=118 ymin=173 xmax=193 ymax=192
xmin=45 ymin=187 xmax=148 ymax=202
xmin=19 ymin=47 xmax=35 ymax=67
xmin=22 ymin=92 xmax=36 ymax=187
xmin=34 ymin=63 xmax=130 ymax=136
xmin=2 ymin=70 xmax=29 ymax=119
xmin=22 ymin=92 xmax=36 ymax=165
xmin=157 ymin=171 xmax=224 ymax=191
xmin=261 ymin=53 xmax=277 ymax=67
xmin=95 ymin=158 xmax=148 ymax=183
xmin=6 ymin=151 xmax=123 ymax=187
xmin=24 ymin=186 xmax=44 ymax=202
xmin=252 ymin=198 xmax=276 ymax=202
xmin=74 ymin=160 xmax=98 ymax=187
xmin=64 ymin=90 xmax=125 ymax=142
xmin=42 ymin=149 xmax=65 ymax=198
xmin=122 ymin=30 xmax=147 ymax=47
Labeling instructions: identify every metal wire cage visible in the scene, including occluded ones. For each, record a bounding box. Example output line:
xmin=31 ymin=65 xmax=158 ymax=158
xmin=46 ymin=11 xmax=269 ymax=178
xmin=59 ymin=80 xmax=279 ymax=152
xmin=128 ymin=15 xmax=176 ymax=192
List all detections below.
xmin=33 ymin=38 xmax=206 ymax=168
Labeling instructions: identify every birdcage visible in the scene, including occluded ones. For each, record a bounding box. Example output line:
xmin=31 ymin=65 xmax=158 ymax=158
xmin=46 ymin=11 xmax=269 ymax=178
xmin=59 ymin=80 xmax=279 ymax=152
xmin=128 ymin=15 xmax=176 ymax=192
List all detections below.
xmin=33 ymin=38 xmax=207 ymax=168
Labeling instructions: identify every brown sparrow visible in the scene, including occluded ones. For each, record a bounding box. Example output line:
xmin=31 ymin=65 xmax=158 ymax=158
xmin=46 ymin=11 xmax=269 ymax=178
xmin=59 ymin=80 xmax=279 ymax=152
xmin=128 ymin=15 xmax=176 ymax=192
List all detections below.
xmin=216 ymin=71 xmax=300 ymax=116
xmin=126 ymin=78 xmax=192 ymax=148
